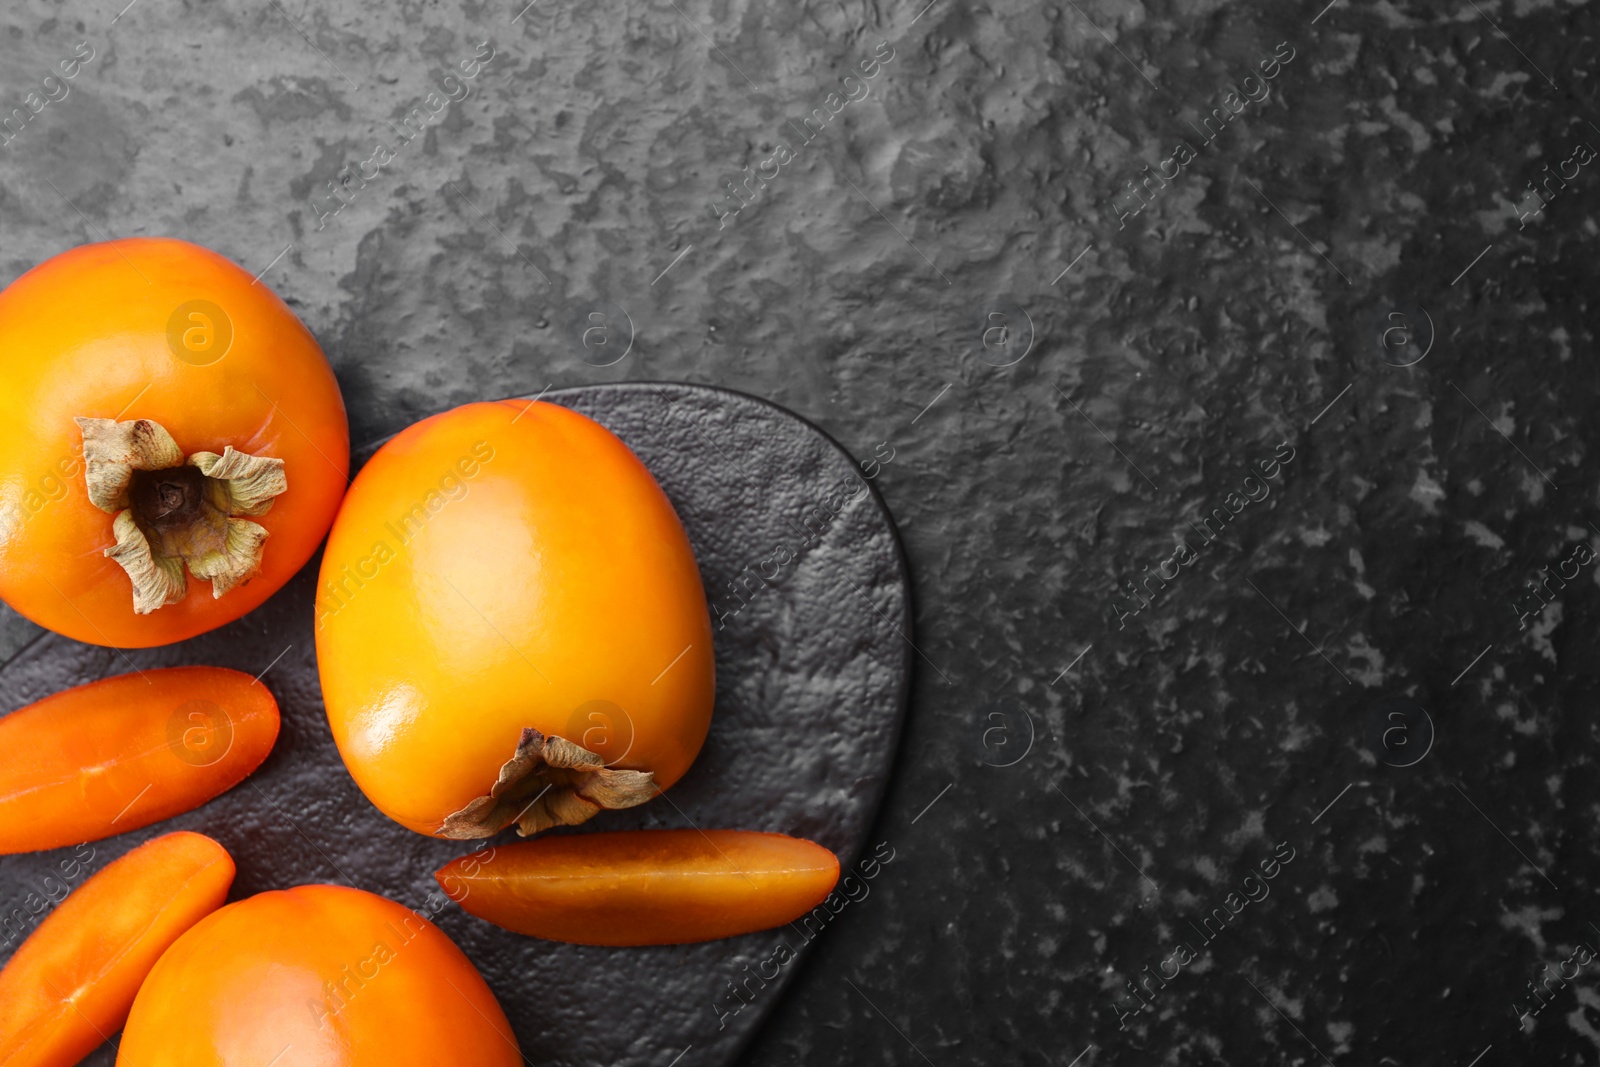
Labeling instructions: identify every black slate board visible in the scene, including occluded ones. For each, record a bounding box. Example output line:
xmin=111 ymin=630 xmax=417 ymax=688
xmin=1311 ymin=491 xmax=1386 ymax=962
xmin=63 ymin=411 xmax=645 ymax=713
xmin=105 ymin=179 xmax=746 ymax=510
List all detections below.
xmin=0 ymin=381 xmax=912 ymax=1067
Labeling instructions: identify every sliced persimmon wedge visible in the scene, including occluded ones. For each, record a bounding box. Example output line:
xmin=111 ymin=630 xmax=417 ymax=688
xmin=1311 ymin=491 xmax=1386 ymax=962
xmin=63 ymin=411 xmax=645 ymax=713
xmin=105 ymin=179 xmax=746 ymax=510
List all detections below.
xmin=0 ymin=830 xmax=235 ymax=1067
xmin=436 ymin=829 xmax=840 ymax=946
xmin=0 ymin=666 xmax=278 ymax=854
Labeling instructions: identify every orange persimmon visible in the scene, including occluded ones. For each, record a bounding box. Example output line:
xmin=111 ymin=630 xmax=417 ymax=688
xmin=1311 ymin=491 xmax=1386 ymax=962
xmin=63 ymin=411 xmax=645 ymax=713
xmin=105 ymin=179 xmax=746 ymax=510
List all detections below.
xmin=315 ymin=400 xmax=714 ymax=839
xmin=0 ymin=237 xmax=349 ymax=648
xmin=0 ymin=666 xmax=279 ymax=854
xmin=117 ymin=884 xmax=522 ymax=1067
xmin=436 ymin=829 xmax=840 ymax=945
xmin=0 ymin=831 xmax=234 ymax=1067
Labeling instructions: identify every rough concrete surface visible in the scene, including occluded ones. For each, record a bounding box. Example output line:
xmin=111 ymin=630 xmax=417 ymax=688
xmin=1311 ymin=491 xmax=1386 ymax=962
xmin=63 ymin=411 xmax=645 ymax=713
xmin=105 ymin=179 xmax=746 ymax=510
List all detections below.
xmin=0 ymin=0 xmax=1599 ymax=1063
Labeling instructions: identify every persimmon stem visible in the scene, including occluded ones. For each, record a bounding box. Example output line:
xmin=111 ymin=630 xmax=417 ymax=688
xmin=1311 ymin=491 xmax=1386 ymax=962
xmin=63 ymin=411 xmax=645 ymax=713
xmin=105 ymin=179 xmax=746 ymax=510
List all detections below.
xmin=75 ymin=417 xmax=288 ymax=614
xmin=438 ymin=728 xmax=657 ymax=839
xmin=129 ymin=466 xmax=208 ymax=530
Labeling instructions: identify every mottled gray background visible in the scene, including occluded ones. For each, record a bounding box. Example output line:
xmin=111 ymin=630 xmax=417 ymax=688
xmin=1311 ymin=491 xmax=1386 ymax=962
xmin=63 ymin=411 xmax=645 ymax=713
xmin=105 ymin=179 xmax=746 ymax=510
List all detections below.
xmin=1 ymin=0 xmax=1598 ymax=1064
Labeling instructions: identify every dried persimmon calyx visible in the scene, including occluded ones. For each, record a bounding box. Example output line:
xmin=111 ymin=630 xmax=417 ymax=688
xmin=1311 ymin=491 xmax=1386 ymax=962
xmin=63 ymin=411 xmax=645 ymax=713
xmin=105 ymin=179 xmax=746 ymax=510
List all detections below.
xmin=438 ymin=728 xmax=657 ymax=840
xmin=75 ymin=417 xmax=287 ymax=614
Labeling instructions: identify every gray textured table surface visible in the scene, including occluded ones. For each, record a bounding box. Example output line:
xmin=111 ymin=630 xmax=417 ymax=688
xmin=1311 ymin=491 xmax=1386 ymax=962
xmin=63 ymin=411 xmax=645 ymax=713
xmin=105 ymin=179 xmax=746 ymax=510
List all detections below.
xmin=2 ymin=0 xmax=1599 ymax=1064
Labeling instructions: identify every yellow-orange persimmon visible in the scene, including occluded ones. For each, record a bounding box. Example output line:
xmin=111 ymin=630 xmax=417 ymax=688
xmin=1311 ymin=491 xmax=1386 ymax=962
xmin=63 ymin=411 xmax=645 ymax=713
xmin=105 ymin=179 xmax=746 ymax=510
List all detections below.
xmin=437 ymin=830 xmax=840 ymax=945
xmin=117 ymin=884 xmax=522 ymax=1067
xmin=315 ymin=400 xmax=714 ymax=839
xmin=0 ymin=666 xmax=279 ymax=854
xmin=0 ymin=237 xmax=349 ymax=648
xmin=0 ymin=831 xmax=234 ymax=1067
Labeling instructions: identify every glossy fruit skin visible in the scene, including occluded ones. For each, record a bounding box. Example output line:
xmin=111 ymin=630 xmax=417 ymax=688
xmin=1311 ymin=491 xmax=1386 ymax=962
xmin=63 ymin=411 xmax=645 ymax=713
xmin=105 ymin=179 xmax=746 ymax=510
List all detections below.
xmin=315 ymin=400 xmax=714 ymax=837
xmin=0 ymin=831 xmax=234 ymax=1067
xmin=0 ymin=666 xmax=279 ymax=854
xmin=0 ymin=237 xmax=349 ymax=648
xmin=437 ymin=829 xmax=840 ymax=945
xmin=117 ymin=884 xmax=522 ymax=1067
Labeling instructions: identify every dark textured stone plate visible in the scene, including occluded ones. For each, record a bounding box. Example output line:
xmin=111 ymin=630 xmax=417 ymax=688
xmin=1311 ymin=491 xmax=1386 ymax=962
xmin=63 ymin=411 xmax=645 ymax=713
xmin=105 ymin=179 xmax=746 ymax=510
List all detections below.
xmin=0 ymin=381 xmax=911 ymax=1067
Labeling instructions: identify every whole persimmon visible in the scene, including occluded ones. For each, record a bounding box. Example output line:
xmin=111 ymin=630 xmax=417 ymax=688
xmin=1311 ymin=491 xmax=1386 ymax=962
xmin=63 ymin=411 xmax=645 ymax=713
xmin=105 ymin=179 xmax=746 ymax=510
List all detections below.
xmin=315 ymin=399 xmax=714 ymax=839
xmin=116 ymin=884 xmax=522 ymax=1067
xmin=0 ymin=237 xmax=349 ymax=648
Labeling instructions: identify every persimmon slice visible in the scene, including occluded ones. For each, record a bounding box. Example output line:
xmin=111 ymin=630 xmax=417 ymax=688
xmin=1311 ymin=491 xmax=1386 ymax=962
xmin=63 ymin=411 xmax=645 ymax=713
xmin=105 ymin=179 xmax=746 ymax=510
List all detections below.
xmin=0 ymin=830 xmax=235 ymax=1067
xmin=436 ymin=829 xmax=840 ymax=946
xmin=0 ymin=666 xmax=279 ymax=854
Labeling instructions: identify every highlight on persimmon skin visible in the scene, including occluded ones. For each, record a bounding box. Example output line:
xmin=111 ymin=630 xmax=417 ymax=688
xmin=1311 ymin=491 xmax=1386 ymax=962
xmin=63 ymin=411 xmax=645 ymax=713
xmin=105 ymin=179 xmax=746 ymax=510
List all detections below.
xmin=0 ymin=831 xmax=235 ymax=1067
xmin=0 ymin=666 xmax=279 ymax=854
xmin=436 ymin=829 xmax=841 ymax=946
